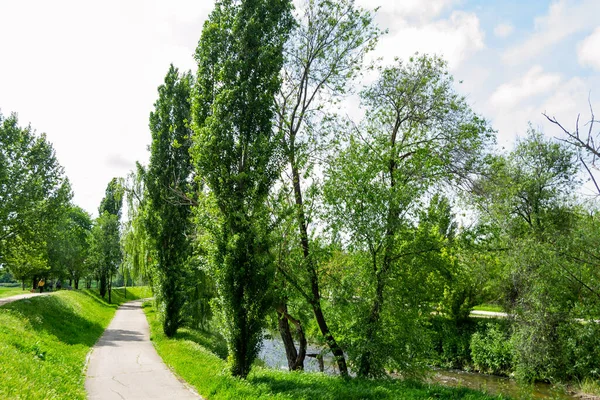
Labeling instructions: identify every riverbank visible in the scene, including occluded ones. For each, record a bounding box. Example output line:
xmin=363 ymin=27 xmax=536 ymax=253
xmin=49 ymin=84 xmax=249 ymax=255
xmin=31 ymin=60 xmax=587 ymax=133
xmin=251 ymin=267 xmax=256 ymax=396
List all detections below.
xmin=142 ymin=302 xmax=506 ymax=399
xmin=0 ymin=287 xmax=150 ymax=399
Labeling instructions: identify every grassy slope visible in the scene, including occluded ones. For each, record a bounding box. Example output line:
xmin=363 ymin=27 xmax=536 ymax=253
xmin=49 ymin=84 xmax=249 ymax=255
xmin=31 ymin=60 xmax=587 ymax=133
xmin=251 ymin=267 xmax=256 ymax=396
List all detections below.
xmin=0 ymin=287 xmax=150 ymax=399
xmin=143 ymin=303 xmax=507 ymax=400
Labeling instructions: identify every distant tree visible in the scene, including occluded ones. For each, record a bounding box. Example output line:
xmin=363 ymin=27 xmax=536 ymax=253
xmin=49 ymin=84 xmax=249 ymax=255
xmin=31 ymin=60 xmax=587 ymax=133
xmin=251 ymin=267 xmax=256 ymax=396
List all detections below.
xmin=47 ymin=205 xmax=92 ymax=289
xmin=0 ymin=111 xmax=71 ymax=288
xmin=93 ymin=178 xmax=123 ymax=302
xmin=145 ymin=65 xmax=194 ymax=337
xmin=192 ymin=0 xmax=293 ymax=378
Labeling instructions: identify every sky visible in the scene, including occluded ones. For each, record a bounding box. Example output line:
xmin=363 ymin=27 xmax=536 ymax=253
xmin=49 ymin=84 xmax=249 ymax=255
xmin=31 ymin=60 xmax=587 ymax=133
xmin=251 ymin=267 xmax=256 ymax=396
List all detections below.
xmin=0 ymin=0 xmax=598 ymax=216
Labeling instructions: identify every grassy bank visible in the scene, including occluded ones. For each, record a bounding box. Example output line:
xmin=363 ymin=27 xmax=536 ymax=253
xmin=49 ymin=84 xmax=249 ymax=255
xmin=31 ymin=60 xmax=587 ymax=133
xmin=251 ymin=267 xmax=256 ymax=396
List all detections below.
xmin=0 ymin=286 xmax=29 ymax=299
xmin=143 ymin=303 xmax=506 ymax=400
xmin=0 ymin=287 xmax=150 ymax=399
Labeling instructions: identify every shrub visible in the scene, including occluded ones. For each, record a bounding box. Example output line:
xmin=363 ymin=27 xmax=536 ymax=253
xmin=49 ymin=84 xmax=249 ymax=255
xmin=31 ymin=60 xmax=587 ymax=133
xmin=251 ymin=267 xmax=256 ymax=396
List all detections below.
xmin=470 ymin=325 xmax=512 ymax=376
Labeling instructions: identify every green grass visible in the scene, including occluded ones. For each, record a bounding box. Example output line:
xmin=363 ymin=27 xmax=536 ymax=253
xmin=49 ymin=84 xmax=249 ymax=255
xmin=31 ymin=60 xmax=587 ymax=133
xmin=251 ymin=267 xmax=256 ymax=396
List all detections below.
xmin=143 ymin=303 xmax=507 ymax=400
xmin=0 ymin=287 xmax=151 ymax=399
xmin=0 ymin=286 xmax=31 ymax=299
xmin=472 ymin=304 xmax=504 ymax=313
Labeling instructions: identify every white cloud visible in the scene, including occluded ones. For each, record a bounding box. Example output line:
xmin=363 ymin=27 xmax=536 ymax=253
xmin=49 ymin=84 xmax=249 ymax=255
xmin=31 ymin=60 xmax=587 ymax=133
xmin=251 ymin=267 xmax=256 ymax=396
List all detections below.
xmin=490 ymin=65 xmax=561 ymax=110
xmin=0 ymin=0 xmax=211 ymax=216
xmin=494 ymin=23 xmax=514 ymax=38
xmin=370 ymin=10 xmax=485 ymax=70
xmin=502 ymin=0 xmax=599 ymax=65
xmin=578 ymin=27 xmax=600 ymax=70
xmin=359 ymin=0 xmax=460 ymax=22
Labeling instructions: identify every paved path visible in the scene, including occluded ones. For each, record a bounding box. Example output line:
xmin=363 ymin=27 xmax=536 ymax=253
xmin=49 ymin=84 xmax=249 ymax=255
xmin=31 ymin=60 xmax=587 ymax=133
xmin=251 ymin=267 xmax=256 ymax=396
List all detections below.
xmin=0 ymin=291 xmax=53 ymax=307
xmin=470 ymin=310 xmax=508 ymax=318
xmin=85 ymin=299 xmax=201 ymax=400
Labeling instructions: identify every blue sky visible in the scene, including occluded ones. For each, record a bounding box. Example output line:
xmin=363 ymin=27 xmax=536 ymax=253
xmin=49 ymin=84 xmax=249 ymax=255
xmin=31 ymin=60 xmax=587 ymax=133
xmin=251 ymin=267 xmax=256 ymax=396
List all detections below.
xmin=0 ymin=0 xmax=598 ymax=214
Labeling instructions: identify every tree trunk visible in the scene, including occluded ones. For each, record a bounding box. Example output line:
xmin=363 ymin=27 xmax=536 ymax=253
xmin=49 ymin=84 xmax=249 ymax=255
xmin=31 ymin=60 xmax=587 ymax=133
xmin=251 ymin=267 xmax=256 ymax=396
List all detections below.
xmin=277 ymin=303 xmax=307 ymax=371
xmin=74 ymin=278 xmax=79 ymax=290
xmin=22 ymin=279 xmax=25 ymax=290
xmin=290 ymin=161 xmax=348 ymax=377
xmin=108 ymin=272 xmax=112 ymax=303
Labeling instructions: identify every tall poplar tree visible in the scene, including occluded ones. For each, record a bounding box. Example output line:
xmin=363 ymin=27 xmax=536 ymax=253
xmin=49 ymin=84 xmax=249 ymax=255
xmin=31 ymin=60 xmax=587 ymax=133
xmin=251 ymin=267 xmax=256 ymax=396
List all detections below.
xmin=192 ymin=0 xmax=293 ymax=378
xmin=146 ymin=65 xmax=194 ymax=337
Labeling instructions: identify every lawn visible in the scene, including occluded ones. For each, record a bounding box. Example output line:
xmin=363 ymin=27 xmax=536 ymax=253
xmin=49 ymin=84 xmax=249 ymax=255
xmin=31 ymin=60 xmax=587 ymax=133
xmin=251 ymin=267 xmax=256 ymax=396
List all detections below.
xmin=143 ymin=302 xmax=508 ymax=400
xmin=0 ymin=286 xmax=30 ymax=299
xmin=0 ymin=287 xmax=150 ymax=399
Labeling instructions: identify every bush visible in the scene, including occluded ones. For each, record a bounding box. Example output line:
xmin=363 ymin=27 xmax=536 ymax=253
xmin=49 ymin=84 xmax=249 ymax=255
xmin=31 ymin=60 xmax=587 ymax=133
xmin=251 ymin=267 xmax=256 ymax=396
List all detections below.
xmin=428 ymin=317 xmax=476 ymax=369
xmin=563 ymin=321 xmax=600 ymax=380
xmin=470 ymin=325 xmax=512 ymax=375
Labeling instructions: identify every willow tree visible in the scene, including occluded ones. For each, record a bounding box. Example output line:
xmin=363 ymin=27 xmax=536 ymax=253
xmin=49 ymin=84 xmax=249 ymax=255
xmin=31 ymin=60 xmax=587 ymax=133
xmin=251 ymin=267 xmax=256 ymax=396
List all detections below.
xmin=192 ymin=0 xmax=293 ymax=378
xmin=145 ymin=65 xmax=194 ymax=337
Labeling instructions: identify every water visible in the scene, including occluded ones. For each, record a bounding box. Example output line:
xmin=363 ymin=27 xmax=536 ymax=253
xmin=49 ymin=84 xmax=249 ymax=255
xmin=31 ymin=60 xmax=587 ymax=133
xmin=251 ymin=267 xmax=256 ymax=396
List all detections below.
xmin=258 ymin=337 xmax=578 ymax=399
xmin=430 ymin=369 xmax=576 ymax=399
xmin=259 ymin=336 xmax=339 ymax=374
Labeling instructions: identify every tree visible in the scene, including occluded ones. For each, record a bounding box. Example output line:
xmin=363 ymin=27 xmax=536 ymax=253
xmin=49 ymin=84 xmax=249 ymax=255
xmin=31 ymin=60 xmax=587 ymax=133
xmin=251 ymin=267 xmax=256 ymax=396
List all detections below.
xmin=47 ymin=205 xmax=92 ymax=289
xmin=93 ymin=178 xmax=123 ymax=302
xmin=192 ymin=0 xmax=293 ymax=378
xmin=273 ymin=0 xmax=380 ymax=375
xmin=323 ymin=54 xmax=492 ymax=377
xmin=145 ymin=65 xmax=194 ymax=337
xmin=544 ymin=101 xmax=600 ymax=195
xmin=471 ymin=129 xmax=583 ymax=381
xmin=122 ymin=165 xmax=155 ymax=288
xmin=0 ymin=112 xmax=72 ymax=287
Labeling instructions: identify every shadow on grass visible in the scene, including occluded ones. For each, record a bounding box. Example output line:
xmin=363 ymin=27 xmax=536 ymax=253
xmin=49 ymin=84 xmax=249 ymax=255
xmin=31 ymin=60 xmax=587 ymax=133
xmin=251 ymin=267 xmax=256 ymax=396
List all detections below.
xmin=248 ymin=374 xmax=502 ymax=400
xmin=3 ymin=294 xmax=106 ymax=347
xmin=176 ymin=328 xmax=228 ymax=360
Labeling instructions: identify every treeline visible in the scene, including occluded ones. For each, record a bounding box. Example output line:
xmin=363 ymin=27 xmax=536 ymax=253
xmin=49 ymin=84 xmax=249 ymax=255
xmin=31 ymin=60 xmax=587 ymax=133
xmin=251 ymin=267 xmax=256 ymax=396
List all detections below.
xmin=0 ymin=112 xmax=134 ymax=300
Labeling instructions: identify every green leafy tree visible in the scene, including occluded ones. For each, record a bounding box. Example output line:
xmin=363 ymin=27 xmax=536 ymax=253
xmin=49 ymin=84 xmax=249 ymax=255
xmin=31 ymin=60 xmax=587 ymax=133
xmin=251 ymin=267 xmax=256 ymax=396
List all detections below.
xmin=273 ymin=0 xmax=380 ymax=375
xmin=0 ymin=112 xmax=72 ymax=287
xmin=472 ymin=129 xmax=583 ymax=381
xmin=192 ymin=0 xmax=293 ymax=378
xmin=92 ymin=178 xmax=124 ymax=302
xmin=145 ymin=65 xmax=194 ymax=337
xmin=323 ymin=55 xmax=492 ymax=377
xmin=47 ymin=205 xmax=92 ymax=289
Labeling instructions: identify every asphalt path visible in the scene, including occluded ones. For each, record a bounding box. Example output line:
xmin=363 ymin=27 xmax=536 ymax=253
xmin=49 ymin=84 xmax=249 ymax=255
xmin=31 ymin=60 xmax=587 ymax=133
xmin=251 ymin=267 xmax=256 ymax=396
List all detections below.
xmin=0 ymin=291 xmax=53 ymax=307
xmin=85 ymin=299 xmax=201 ymax=400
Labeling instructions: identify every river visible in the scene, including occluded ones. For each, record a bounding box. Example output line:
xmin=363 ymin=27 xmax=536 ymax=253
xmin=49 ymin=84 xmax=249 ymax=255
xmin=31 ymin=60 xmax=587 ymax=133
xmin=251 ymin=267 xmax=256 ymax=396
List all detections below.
xmin=258 ymin=337 xmax=579 ymax=399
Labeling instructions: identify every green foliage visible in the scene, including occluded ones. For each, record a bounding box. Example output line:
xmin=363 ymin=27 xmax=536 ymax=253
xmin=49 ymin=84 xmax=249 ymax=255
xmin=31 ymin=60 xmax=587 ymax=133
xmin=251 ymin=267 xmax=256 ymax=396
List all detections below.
xmin=88 ymin=187 xmax=122 ymax=301
xmin=0 ymin=112 xmax=72 ymax=284
xmin=323 ymin=54 xmax=492 ymax=377
xmin=192 ymin=0 xmax=294 ymax=378
xmin=470 ymin=325 xmax=512 ymax=375
xmin=46 ymin=205 xmax=92 ymax=288
xmin=145 ymin=65 xmax=195 ymax=337
xmin=428 ymin=317 xmax=477 ymax=369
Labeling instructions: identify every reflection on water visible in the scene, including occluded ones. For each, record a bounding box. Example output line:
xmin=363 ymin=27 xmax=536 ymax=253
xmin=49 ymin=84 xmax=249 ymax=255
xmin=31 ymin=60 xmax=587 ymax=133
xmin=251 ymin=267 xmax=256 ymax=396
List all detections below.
xmin=259 ymin=337 xmax=579 ymax=399
xmin=259 ymin=337 xmax=339 ymax=374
